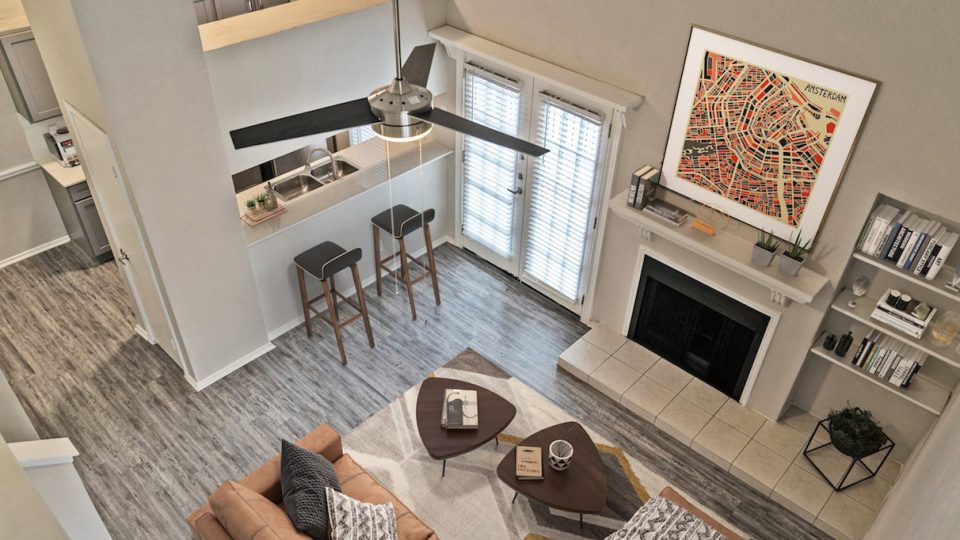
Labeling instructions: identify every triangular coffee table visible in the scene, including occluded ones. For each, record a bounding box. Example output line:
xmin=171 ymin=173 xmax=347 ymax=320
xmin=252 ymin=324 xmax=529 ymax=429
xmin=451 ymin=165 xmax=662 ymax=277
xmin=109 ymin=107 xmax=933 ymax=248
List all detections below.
xmin=497 ymin=422 xmax=607 ymax=527
xmin=416 ymin=377 xmax=516 ymax=476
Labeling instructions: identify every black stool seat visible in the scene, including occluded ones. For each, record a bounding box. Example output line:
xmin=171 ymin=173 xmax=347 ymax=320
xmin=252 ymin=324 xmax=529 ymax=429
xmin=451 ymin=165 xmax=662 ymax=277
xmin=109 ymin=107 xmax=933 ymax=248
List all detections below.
xmin=371 ymin=205 xmax=436 ymax=239
xmin=295 ymin=241 xmax=362 ymax=281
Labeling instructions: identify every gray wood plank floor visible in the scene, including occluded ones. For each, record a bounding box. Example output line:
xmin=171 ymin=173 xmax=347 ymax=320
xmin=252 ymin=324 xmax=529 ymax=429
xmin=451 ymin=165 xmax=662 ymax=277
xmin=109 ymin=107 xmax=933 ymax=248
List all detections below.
xmin=0 ymin=243 xmax=827 ymax=539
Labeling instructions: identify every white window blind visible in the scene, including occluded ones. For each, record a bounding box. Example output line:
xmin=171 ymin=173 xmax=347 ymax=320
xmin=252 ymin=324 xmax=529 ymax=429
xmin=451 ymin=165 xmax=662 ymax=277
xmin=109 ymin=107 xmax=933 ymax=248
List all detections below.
xmin=349 ymin=125 xmax=377 ymax=145
xmin=523 ymin=94 xmax=603 ymax=302
xmin=462 ymin=64 xmax=523 ymax=258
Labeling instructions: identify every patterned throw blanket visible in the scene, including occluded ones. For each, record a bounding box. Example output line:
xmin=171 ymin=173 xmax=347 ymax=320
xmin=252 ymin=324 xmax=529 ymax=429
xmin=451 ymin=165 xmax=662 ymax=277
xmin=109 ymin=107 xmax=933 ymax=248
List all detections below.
xmin=606 ymin=497 xmax=727 ymax=540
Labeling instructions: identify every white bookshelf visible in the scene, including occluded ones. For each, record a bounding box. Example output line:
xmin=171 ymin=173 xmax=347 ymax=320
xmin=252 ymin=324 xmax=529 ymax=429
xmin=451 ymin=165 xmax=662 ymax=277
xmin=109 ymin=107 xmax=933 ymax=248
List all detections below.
xmin=809 ymin=346 xmax=950 ymax=415
xmin=851 ymin=252 xmax=958 ymax=304
xmin=803 ymin=194 xmax=959 ymax=424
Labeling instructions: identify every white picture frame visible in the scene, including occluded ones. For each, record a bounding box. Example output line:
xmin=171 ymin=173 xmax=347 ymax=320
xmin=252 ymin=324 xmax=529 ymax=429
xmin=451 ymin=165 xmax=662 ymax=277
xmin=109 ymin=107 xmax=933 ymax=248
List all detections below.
xmin=661 ymin=27 xmax=878 ymax=242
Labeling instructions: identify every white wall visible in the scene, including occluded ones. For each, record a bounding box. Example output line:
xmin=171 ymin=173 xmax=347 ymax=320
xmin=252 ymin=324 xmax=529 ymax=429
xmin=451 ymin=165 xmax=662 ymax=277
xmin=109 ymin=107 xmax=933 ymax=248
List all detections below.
xmin=445 ymin=0 xmax=960 ymax=423
xmin=0 ymin=64 xmax=66 ymax=265
xmin=204 ymin=0 xmax=448 ymax=174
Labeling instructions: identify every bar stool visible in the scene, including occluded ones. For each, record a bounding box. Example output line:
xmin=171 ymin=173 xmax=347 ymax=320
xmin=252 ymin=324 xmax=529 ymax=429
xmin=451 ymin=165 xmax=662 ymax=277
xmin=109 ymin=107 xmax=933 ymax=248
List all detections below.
xmin=371 ymin=204 xmax=440 ymax=321
xmin=294 ymin=241 xmax=374 ymax=365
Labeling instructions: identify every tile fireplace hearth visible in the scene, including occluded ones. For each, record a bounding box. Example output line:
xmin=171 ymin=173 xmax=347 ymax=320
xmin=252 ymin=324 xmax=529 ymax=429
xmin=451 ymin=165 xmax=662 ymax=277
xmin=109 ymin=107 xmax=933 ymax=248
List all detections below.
xmin=558 ymin=325 xmax=902 ymax=540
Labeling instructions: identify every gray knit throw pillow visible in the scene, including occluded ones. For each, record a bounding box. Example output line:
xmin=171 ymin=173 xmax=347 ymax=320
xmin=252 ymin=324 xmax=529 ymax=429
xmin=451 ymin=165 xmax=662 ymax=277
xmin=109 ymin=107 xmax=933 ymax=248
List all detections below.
xmin=326 ymin=487 xmax=398 ymax=540
xmin=280 ymin=439 xmax=341 ymax=538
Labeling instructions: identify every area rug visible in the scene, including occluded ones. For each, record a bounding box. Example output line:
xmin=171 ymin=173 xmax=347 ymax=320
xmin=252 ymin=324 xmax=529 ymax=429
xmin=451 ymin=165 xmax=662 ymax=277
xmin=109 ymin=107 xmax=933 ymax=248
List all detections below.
xmin=341 ymin=349 xmax=741 ymax=539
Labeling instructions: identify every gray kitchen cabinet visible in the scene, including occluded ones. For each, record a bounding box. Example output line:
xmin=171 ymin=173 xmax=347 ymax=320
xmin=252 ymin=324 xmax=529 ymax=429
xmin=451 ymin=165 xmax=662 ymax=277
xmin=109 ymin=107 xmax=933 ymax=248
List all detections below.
xmin=44 ymin=171 xmax=113 ymax=266
xmin=0 ymin=30 xmax=60 ymax=123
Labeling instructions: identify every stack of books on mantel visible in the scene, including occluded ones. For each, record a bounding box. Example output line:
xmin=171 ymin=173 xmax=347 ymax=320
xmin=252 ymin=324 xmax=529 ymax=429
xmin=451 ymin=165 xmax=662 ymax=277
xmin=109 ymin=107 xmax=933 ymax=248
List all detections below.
xmin=642 ymin=199 xmax=690 ymax=227
xmin=440 ymin=389 xmax=479 ymax=430
xmin=857 ymin=204 xmax=958 ymax=280
xmin=870 ymin=289 xmax=937 ymax=339
xmin=851 ymin=329 xmax=924 ymax=388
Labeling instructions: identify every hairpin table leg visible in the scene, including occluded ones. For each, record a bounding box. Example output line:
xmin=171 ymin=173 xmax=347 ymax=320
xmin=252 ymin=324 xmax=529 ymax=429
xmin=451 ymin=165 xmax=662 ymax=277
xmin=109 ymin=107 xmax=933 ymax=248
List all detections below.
xmin=441 ymin=459 xmax=446 ymax=478
xmin=512 ymin=492 xmax=518 ymax=504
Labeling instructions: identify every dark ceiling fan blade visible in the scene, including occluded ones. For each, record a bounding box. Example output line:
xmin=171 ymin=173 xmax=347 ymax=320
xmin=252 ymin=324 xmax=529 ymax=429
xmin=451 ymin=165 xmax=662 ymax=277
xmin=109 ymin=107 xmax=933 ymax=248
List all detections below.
xmin=401 ymin=43 xmax=436 ymax=87
xmin=230 ymin=97 xmax=379 ymax=149
xmin=413 ymin=108 xmax=549 ymax=157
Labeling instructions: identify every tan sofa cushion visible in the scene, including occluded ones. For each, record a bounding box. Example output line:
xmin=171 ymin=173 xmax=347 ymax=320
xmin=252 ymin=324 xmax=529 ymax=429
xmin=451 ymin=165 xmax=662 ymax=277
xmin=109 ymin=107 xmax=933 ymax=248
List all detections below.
xmin=209 ymin=481 xmax=310 ymax=540
xmin=335 ymin=455 xmax=436 ymax=540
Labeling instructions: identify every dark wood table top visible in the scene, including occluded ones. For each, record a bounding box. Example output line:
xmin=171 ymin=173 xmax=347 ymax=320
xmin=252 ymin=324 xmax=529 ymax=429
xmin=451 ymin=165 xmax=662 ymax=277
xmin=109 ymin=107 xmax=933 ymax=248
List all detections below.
xmin=415 ymin=377 xmax=517 ymax=460
xmin=496 ymin=422 xmax=607 ymax=514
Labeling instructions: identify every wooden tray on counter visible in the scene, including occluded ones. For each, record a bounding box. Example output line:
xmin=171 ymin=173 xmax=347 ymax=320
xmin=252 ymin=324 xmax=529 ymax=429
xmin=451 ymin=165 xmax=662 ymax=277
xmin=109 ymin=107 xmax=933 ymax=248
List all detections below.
xmin=242 ymin=205 xmax=286 ymax=226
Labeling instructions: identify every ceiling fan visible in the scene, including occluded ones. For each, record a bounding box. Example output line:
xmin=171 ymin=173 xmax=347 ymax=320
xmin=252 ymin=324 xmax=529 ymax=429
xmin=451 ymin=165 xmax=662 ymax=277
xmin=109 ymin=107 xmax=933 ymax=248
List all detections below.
xmin=229 ymin=0 xmax=548 ymax=157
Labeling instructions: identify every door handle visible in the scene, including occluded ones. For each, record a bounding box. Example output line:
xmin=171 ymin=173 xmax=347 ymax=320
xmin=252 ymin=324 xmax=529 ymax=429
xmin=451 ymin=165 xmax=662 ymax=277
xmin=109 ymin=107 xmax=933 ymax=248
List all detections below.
xmin=118 ymin=248 xmax=130 ymax=265
xmin=506 ymin=186 xmax=523 ymax=195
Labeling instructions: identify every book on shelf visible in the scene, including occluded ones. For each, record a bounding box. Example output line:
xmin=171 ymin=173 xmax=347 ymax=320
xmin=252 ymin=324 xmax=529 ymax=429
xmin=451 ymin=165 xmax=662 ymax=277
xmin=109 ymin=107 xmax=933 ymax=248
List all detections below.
xmin=440 ymin=389 xmax=479 ymax=430
xmin=869 ymin=289 xmax=936 ymax=339
xmin=642 ymin=198 xmax=689 ymax=226
xmin=914 ymin=227 xmax=947 ymax=276
xmin=626 ymin=165 xmax=650 ymax=207
xmin=515 ymin=445 xmax=543 ymax=480
xmin=879 ymin=210 xmax=911 ymax=260
xmin=897 ymin=218 xmax=931 ymax=268
xmin=886 ymin=213 xmax=918 ymax=262
xmin=848 ymin=330 xmax=924 ymax=388
xmin=860 ymin=205 xmax=900 ymax=255
xmin=635 ymin=166 xmax=661 ymax=209
xmin=926 ymin=232 xmax=958 ymax=280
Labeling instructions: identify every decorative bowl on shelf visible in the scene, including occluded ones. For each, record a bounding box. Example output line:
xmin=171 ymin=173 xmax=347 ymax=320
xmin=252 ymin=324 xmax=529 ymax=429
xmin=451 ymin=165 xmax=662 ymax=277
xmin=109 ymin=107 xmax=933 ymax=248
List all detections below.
xmin=929 ymin=311 xmax=960 ymax=347
xmin=548 ymin=439 xmax=574 ymax=471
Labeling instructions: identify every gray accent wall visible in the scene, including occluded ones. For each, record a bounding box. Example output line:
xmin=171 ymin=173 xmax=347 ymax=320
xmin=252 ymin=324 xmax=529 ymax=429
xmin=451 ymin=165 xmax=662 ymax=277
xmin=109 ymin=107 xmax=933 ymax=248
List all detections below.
xmin=445 ymin=0 xmax=960 ymax=535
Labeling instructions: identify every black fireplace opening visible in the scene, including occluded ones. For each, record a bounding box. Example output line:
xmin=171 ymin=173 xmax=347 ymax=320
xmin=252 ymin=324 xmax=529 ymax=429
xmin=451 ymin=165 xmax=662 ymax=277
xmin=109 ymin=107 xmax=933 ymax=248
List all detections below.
xmin=627 ymin=257 xmax=769 ymax=401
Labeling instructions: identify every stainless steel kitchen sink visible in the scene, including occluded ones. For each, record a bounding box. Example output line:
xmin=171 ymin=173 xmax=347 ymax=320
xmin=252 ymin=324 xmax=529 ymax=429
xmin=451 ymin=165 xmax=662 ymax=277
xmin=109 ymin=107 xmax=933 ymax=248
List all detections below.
xmin=310 ymin=158 xmax=359 ymax=180
xmin=272 ymin=158 xmax=359 ymax=201
xmin=272 ymin=174 xmax=323 ymax=201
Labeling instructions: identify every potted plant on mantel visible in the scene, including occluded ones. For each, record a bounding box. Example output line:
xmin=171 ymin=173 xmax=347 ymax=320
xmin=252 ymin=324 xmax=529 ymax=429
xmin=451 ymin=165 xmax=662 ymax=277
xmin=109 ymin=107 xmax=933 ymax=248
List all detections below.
xmin=752 ymin=229 xmax=780 ymax=267
xmin=778 ymin=231 xmax=811 ymax=276
xmin=827 ymin=406 xmax=888 ymax=458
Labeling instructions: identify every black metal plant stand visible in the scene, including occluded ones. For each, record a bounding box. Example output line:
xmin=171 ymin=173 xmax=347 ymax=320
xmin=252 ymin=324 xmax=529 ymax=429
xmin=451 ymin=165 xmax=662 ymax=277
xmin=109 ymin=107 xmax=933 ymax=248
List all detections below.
xmin=802 ymin=419 xmax=894 ymax=491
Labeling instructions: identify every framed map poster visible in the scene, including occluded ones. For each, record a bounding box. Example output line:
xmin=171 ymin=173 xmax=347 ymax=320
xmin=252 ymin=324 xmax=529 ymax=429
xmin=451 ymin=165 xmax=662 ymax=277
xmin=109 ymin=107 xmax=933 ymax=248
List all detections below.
xmin=661 ymin=27 xmax=878 ymax=242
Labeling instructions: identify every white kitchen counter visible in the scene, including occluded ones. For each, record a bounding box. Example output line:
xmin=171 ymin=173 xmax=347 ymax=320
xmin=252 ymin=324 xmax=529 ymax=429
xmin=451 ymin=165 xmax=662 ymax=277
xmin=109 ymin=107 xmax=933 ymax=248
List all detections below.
xmin=40 ymin=159 xmax=86 ymax=189
xmin=236 ymin=137 xmax=452 ymax=246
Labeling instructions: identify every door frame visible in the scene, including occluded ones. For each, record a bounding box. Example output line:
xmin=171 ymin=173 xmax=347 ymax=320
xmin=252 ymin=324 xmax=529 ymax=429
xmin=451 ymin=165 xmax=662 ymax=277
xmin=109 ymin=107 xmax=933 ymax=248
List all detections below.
xmin=452 ymin=52 xmax=626 ymax=317
xmin=63 ymin=102 xmax=184 ymax=368
xmin=455 ymin=56 xmax=533 ymax=276
xmin=515 ymin=81 xmax=615 ymax=314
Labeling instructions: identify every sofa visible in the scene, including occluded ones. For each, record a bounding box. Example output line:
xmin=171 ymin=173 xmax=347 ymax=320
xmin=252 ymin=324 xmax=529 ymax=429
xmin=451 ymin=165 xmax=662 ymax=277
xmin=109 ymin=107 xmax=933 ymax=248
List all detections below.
xmin=187 ymin=424 xmax=437 ymax=540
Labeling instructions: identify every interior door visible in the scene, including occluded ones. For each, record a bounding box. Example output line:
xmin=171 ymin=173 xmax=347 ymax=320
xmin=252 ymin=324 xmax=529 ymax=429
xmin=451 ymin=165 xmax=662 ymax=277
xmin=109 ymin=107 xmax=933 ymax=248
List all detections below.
xmin=64 ymin=103 xmax=182 ymax=367
xmin=517 ymin=90 xmax=607 ymax=313
xmin=459 ymin=63 xmax=528 ymax=274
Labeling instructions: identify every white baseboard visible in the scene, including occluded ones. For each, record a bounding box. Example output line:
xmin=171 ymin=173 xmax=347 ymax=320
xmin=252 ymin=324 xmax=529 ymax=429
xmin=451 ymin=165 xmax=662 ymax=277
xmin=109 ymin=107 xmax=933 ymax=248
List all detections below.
xmin=0 ymin=236 xmax=70 ymax=270
xmin=266 ymin=235 xmax=452 ymax=340
xmin=184 ymin=341 xmax=276 ymax=391
xmin=133 ymin=324 xmax=155 ymax=344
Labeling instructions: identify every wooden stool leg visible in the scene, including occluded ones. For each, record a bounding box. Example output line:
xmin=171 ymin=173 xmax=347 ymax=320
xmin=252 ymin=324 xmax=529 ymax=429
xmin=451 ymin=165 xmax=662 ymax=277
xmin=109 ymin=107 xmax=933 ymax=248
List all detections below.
xmin=351 ymin=264 xmax=375 ymax=348
xmin=323 ymin=278 xmax=347 ymax=365
xmin=423 ymin=223 xmax=440 ymax=306
xmin=398 ymin=237 xmax=417 ymax=320
xmin=329 ymin=274 xmax=338 ymax=320
xmin=297 ymin=267 xmax=313 ymax=337
xmin=372 ymin=224 xmax=383 ymax=296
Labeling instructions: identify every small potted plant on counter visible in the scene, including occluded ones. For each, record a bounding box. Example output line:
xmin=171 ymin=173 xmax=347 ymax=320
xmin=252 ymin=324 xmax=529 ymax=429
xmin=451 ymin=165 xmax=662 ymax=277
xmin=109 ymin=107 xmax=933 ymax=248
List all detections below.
xmin=752 ymin=229 xmax=780 ymax=267
xmin=255 ymin=193 xmax=267 ymax=211
xmin=827 ymin=406 xmax=888 ymax=458
xmin=778 ymin=231 xmax=810 ymax=276
xmin=246 ymin=199 xmax=257 ymax=215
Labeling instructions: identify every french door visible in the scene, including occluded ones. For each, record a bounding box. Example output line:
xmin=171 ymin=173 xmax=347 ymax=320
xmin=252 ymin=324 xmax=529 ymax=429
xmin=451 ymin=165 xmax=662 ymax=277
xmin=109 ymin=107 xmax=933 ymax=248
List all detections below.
xmin=458 ymin=61 xmax=608 ymax=313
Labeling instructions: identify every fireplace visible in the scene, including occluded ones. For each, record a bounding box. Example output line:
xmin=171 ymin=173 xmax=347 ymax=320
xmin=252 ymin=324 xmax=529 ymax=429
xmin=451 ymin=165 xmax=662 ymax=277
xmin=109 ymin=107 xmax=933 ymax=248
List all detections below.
xmin=627 ymin=257 xmax=769 ymax=400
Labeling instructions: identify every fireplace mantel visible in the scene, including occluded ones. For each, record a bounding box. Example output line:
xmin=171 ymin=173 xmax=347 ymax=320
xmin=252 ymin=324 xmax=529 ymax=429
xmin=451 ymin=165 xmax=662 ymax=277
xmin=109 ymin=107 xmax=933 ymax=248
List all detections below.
xmin=609 ymin=189 xmax=829 ymax=306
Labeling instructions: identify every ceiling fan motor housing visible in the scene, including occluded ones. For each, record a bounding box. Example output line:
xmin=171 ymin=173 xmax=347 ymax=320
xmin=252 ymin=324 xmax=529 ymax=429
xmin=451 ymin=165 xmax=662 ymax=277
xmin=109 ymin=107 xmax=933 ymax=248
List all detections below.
xmin=368 ymin=78 xmax=434 ymax=141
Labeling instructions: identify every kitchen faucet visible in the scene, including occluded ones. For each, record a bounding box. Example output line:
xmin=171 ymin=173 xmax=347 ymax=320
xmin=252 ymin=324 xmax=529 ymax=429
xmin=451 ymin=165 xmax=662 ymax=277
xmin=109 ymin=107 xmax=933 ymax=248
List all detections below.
xmin=307 ymin=147 xmax=340 ymax=180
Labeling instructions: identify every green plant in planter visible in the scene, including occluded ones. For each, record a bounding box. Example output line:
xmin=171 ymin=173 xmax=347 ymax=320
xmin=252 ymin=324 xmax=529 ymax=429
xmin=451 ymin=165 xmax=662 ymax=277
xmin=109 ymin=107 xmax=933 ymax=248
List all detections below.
xmin=756 ymin=229 xmax=780 ymax=252
xmin=827 ymin=406 xmax=888 ymax=457
xmin=245 ymin=199 xmax=256 ymax=210
xmin=255 ymin=194 xmax=267 ymax=205
xmin=785 ymin=231 xmax=811 ymax=261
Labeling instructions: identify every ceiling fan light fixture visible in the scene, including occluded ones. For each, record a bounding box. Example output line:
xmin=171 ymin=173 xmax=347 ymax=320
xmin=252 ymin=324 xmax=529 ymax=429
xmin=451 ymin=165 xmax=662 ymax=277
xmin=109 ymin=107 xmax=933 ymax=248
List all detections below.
xmin=372 ymin=121 xmax=433 ymax=143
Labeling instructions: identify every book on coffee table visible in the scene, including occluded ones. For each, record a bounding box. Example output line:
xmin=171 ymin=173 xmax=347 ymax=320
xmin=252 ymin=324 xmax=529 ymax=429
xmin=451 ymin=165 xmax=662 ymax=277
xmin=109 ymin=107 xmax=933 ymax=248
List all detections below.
xmin=515 ymin=446 xmax=543 ymax=480
xmin=440 ymin=389 xmax=479 ymax=429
